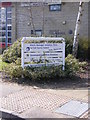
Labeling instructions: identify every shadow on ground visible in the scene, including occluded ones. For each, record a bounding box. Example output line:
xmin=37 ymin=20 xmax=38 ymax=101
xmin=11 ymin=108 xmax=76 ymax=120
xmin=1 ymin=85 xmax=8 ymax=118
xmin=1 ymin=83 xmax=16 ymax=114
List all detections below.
xmin=0 ymin=111 xmax=25 ymax=120
xmin=2 ymin=76 xmax=88 ymax=90
xmin=1 ymin=71 xmax=89 ymax=90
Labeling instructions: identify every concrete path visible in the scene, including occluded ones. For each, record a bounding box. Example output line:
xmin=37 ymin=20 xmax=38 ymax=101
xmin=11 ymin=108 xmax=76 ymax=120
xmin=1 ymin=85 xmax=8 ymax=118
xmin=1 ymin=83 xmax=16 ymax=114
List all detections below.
xmin=0 ymin=78 xmax=89 ymax=119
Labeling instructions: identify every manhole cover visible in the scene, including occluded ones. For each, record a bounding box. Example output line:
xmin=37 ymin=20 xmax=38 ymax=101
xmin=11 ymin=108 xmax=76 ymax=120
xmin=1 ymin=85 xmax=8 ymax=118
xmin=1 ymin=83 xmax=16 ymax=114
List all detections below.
xmin=55 ymin=100 xmax=88 ymax=117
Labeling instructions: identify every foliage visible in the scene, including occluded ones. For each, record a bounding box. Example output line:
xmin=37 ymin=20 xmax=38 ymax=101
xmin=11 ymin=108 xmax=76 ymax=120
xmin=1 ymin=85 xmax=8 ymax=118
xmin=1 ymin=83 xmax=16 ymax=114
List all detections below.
xmin=77 ymin=37 xmax=88 ymax=60
xmin=65 ymin=54 xmax=87 ymax=76
xmin=65 ymin=37 xmax=73 ymax=56
xmin=2 ymin=54 xmax=87 ymax=80
xmin=3 ymin=63 xmax=64 ymax=80
xmin=15 ymin=58 xmax=21 ymax=65
xmin=0 ymin=55 xmax=9 ymax=71
xmin=65 ymin=37 xmax=89 ymax=60
xmin=3 ymin=63 xmax=23 ymax=78
xmin=2 ymin=38 xmax=22 ymax=63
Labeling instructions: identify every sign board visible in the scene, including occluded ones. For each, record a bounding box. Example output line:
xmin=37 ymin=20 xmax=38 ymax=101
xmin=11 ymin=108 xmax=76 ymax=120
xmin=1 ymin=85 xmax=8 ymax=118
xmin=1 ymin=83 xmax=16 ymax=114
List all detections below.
xmin=21 ymin=2 xmax=48 ymax=7
xmin=21 ymin=37 xmax=65 ymax=70
xmin=21 ymin=1 xmax=62 ymax=7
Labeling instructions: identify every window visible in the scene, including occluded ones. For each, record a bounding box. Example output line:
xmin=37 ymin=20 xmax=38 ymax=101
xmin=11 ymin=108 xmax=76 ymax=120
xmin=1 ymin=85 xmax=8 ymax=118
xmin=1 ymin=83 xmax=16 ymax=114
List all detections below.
xmin=49 ymin=4 xmax=61 ymax=11
xmin=31 ymin=30 xmax=42 ymax=36
xmin=0 ymin=32 xmax=2 ymax=36
xmin=2 ymin=26 xmax=6 ymax=30
xmin=8 ymin=32 xmax=11 ymax=37
xmin=0 ymin=38 xmax=2 ymax=42
xmin=31 ymin=30 xmax=34 ymax=35
xmin=0 ymin=38 xmax=5 ymax=42
xmin=7 ymin=13 xmax=12 ymax=18
xmin=8 ymin=38 xmax=11 ymax=43
xmin=7 ymin=7 xmax=12 ymax=12
xmin=0 ymin=6 xmax=12 ymax=46
xmin=2 ymin=38 xmax=5 ymax=42
xmin=7 ymin=19 xmax=12 ymax=24
xmin=35 ymin=30 xmax=42 ymax=36
xmin=2 ymin=32 xmax=6 ymax=37
xmin=8 ymin=26 xmax=12 ymax=30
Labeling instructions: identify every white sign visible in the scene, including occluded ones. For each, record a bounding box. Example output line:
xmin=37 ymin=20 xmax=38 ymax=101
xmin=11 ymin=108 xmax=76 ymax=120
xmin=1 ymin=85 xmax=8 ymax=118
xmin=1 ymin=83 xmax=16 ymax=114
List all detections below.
xmin=21 ymin=2 xmax=48 ymax=7
xmin=21 ymin=37 xmax=65 ymax=70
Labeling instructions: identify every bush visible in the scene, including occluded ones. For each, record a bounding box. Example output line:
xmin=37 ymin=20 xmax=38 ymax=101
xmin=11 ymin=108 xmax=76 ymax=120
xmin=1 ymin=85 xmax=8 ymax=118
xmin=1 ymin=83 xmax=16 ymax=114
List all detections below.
xmin=3 ymin=64 xmax=64 ymax=80
xmin=65 ymin=37 xmax=73 ymax=56
xmin=65 ymin=54 xmax=87 ymax=76
xmin=2 ymin=54 xmax=87 ymax=80
xmin=15 ymin=58 xmax=21 ymax=65
xmin=65 ymin=37 xmax=89 ymax=60
xmin=3 ymin=63 xmax=23 ymax=78
xmin=77 ymin=37 xmax=88 ymax=60
xmin=2 ymin=38 xmax=22 ymax=63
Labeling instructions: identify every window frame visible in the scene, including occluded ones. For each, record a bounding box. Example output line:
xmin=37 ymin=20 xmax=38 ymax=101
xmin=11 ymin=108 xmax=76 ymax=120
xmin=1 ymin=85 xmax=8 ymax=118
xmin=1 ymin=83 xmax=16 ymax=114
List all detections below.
xmin=31 ymin=30 xmax=42 ymax=37
xmin=7 ymin=7 xmax=12 ymax=13
xmin=49 ymin=4 xmax=61 ymax=11
xmin=35 ymin=30 xmax=42 ymax=36
xmin=8 ymin=31 xmax=11 ymax=37
xmin=0 ymin=6 xmax=12 ymax=45
xmin=8 ymin=25 xmax=12 ymax=30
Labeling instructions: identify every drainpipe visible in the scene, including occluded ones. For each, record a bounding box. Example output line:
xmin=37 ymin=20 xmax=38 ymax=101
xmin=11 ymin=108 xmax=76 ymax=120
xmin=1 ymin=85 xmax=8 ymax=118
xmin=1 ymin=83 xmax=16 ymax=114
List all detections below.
xmin=5 ymin=7 xmax=8 ymax=48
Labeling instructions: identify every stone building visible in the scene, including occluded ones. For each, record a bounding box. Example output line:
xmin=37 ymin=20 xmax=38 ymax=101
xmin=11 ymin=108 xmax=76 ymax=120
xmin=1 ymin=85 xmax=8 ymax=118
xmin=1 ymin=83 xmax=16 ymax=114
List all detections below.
xmin=0 ymin=1 xmax=88 ymax=45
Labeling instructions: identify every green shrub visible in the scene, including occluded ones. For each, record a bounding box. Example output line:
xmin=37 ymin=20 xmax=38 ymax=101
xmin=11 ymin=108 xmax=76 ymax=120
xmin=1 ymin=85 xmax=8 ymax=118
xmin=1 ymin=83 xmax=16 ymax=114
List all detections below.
xmin=3 ymin=63 xmax=23 ymax=78
xmin=77 ymin=37 xmax=88 ymax=60
xmin=2 ymin=54 xmax=87 ymax=80
xmin=65 ymin=37 xmax=89 ymax=60
xmin=2 ymin=38 xmax=22 ymax=63
xmin=65 ymin=54 xmax=87 ymax=76
xmin=65 ymin=37 xmax=73 ymax=56
xmin=15 ymin=58 xmax=21 ymax=65
xmin=23 ymin=65 xmax=64 ymax=81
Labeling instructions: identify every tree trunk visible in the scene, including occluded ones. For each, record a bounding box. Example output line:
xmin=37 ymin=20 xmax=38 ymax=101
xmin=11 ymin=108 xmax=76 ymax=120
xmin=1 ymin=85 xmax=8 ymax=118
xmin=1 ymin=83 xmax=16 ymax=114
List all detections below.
xmin=29 ymin=3 xmax=36 ymax=35
xmin=42 ymin=3 xmax=45 ymax=36
xmin=72 ymin=1 xmax=84 ymax=57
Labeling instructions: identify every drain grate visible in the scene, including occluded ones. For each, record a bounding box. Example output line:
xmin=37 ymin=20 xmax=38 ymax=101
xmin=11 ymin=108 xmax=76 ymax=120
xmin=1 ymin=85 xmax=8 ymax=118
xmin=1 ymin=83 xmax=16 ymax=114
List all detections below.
xmin=55 ymin=100 xmax=88 ymax=117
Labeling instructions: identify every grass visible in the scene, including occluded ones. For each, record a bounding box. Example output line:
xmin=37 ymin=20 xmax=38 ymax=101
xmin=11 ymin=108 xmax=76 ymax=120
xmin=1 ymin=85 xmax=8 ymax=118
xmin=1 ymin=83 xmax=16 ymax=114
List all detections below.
xmin=0 ymin=55 xmax=9 ymax=71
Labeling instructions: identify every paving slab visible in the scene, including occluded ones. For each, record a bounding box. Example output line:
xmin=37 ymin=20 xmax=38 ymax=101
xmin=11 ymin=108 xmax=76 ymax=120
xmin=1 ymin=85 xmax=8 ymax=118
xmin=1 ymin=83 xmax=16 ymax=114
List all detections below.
xmin=45 ymin=89 xmax=88 ymax=102
xmin=0 ymin=82 xmax=25 ymax=97
xmin=0 ymin=80 xmax=89 ymax=119
xmin=1 ymin=88 xmax=70 ymax=113
xmin=80 ymin=110 xmax=89 ymax=118
xmin=19 ymin=106 xmax=74 ymax=118
xmin=55 ymin=100 xmax=88 ymax=117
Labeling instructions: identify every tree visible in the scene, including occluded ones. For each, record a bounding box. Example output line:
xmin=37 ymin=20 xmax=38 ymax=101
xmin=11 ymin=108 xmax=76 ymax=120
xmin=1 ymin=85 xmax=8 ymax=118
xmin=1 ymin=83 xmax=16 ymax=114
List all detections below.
xmin=72 ymin=1 xmax=84 ymax=57
xmin=28 ymin=2 xmax=45 ymax=36
xmin=28 ymin=3 xmax=36 ymax=35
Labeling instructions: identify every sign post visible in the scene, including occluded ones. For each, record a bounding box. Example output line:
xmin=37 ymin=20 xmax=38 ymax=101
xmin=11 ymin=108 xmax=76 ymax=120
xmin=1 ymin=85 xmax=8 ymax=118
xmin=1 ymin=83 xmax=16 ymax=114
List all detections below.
xmin=21 ymin=37 xmax=65 ymax=70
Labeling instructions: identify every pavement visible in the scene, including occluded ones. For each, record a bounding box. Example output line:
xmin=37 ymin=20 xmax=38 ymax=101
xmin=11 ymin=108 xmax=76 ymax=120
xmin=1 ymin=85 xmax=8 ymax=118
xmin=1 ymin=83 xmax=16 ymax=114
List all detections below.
xmin=0 ymin=76 xmax=89 ymax=119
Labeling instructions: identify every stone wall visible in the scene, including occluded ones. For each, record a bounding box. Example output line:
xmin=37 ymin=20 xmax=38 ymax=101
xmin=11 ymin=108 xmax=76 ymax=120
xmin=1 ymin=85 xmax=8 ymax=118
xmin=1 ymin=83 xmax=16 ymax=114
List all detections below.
xmin=11 ymin=2 xmax=88 ymax=42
